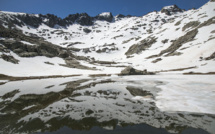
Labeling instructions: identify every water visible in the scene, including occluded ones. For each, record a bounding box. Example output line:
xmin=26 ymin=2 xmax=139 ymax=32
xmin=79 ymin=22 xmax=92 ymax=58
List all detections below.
xmin=0 ymin=75 xmax=215 ymax=134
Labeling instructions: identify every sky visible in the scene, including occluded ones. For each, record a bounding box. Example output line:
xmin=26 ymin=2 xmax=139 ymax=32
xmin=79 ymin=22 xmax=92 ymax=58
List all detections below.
xmin=0 ymin=0 xmax=209 ymax=18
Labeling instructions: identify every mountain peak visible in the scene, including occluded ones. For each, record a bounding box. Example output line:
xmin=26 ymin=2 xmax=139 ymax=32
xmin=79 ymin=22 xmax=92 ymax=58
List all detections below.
xmin=95 ymin=12 xmax=113 ymax=22
xmin=161 ymin=5 xmax=183 ymax=15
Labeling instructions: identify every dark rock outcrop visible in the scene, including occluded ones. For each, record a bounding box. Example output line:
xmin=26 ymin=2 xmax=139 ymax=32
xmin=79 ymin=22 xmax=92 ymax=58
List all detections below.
xmin=125 ymin=36 xmax=157 ymax=56
xmin=161 ymin=5 xmax=183 ymax=15
xmin=205 ymin=52 xmax=215 ymax=60
xmin=83 ymin=28 xmax=92 ymax=33
xmin=16 ymin=14 xmax=42 ymax=28
xmin=39 ymin=14 xmax=67 ymax=27
xmin=116 ymin=14 xmax=125 ymax=19
xmin=147 ymin=29 xmax=198 ymax=59
xmin=0 ymin=26 xmax=72 ymax=58
xmin=76 ymin=13 xmax=93 ymax=26
xmin=126 ymin=86 xmax=153 ymax=96
xmin=182 ymin=21 xmax=200 ymax=31
xmin=0 ymin=11 xmax=115 ymax=28
xmin=120 ymin=66 xmax=155 ymax=75
xmin=1 ymin=54 xmax=19 ymax=64
xmin=160 ymin=29 xmax=198 ymax=56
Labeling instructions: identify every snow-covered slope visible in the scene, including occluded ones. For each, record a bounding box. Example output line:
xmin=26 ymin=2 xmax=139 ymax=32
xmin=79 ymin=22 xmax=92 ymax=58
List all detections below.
xmin=0 ymin=0 xmax=215 ymax=76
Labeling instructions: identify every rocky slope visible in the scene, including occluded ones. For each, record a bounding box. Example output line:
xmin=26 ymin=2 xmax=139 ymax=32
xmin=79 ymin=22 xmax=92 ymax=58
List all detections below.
xmin=0 ymin=0 xmax=215 ymax=77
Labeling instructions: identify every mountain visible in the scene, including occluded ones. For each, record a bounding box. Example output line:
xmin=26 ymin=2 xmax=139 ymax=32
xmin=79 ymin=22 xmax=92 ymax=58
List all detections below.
xmin=0 ymin=0 xmax=215 ymax=77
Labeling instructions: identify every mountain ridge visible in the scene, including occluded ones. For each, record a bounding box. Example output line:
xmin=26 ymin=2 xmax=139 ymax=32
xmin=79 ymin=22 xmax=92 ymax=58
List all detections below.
xmin=0 ymin=4 xmax=184 ymax=28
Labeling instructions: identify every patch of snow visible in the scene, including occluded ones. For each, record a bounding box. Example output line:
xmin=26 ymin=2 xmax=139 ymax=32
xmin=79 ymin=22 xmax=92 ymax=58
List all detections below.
xmin=23 ymin=105 xmax=36 ymax=110
xmin=20 ymin=41 xmax=36 ymax=46
xmin=155 ymin=75 xmax=215 ymax=114
xmin=99 ymin=12 xmax=112 ymax=17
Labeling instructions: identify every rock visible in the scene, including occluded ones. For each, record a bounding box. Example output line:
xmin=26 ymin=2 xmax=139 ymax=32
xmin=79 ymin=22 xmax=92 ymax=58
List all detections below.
xmin=126 ymin=86 xmax=153 ymax=96
xmin=211 ymin=0 xmax=215 ymax=2
xmin=83 ymin=28 xmax=91 ymax=33
xmin=161 ymin=19 xmax=167 ymax=23
xmin=0 ymin=27 xmax=74 ymax=59
xmin=96 ymin=30 xmax=101 ymax=33
xmin=198 ymin=17 xmax=215 ymax=28
xmin=83 ymin=48 xmax=91 ymax=53
xmin=205 ymin=52 xmax=215 ymax=60
xmin=125 ymin=36 xmax=157 ymax=56
xmin=19 ymin=52 xmax=38 ymax=57
xmin=77 ymin=13 xmax=93 ymax=26
xmin=161 ymin=5 xmax=183 ymax=15
xmin=1 ymin=54 xmax=19 ymax=64
xmin=95 ymin=12 xmax=113 ymax=22
xmin=58 ymin=51 xmax=69 ymax=58
xmin=162 ymin=39 xmax=169 ymax=44
xmin=93 ymin=60 xmax=116 ymax=65
xmin=44 ymin=62 xmax=54 ymax=65
xmin=152 ymin=58 xmax=162 ymax=63
xmin=159 ymin=29 xmax=198 ymax=56
xmin=182 ymin=21 xmax=200 ymax=31
xmin=116 ymin=14 xmax=125 ymax=19
xmin=85 ymin=110 xmax=94 ymax=115
xmin=60 ymin=58 xmax=95 ymax=70
xmin=120 ymin=66 xmax=155 ymax=75
xmin=39 ymin=14 xmax=65 ymax=28
xmin=64 ymin=13 xmax=93 ymax=26
xmin=96 ymin=48 xmax=108 ymax=53
xmin=0 ymin=45 xmax=10 ymax=53
xmin=2 ymin=89 xmax=20 ymax=100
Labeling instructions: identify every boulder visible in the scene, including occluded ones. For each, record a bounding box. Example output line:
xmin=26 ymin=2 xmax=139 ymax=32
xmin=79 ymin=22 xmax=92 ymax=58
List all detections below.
xmin=120 ymin=66 xmax=155 ymax=75
xmin=83 ymin=28 xmax=92 ymax=33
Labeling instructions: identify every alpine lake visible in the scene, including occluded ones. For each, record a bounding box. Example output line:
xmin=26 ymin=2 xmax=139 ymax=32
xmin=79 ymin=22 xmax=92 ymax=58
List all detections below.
xmin=0 ymin=75 xmax=215 ymax=134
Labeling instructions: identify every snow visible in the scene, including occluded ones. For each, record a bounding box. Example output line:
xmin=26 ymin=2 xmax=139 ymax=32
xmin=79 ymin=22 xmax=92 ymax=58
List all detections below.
xmin=20 ymin=41 xmax=36 ymax=46
xmin=0 ymin=11 xmax=26 ymax=16
xmin=0 ymin=75 xmax=213 ymax=134
xmin=155 ymin=75 xmax=215 ymax=114
xmin=162 ymin=5 xmax=175 ymax=10
xmin=23 ymin=105 xmax=36 ymax=110
xmin=0 ymin=80 xmax=8 ymax=83
xmin=112 ymin=75 xmax=215 ymax=114
xmin=99 ymin=12 xmax=112 ymax=17
xmin=1 ymin=2 xmax=215 ymax=134
xmin=0 ymin=76 xmax=90 ymax=101
xmin=0 ymin=0 xmax=215 ymax=77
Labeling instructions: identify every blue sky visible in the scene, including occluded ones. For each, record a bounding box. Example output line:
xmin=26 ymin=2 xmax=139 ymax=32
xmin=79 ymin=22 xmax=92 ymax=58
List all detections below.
xmin=0 ymin=0 xmax=209 ymax=18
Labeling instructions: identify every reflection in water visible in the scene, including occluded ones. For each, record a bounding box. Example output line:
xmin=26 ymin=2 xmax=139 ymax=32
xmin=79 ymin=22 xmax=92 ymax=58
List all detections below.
xmin=0 ymin=76 xmax=215 ymax=134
